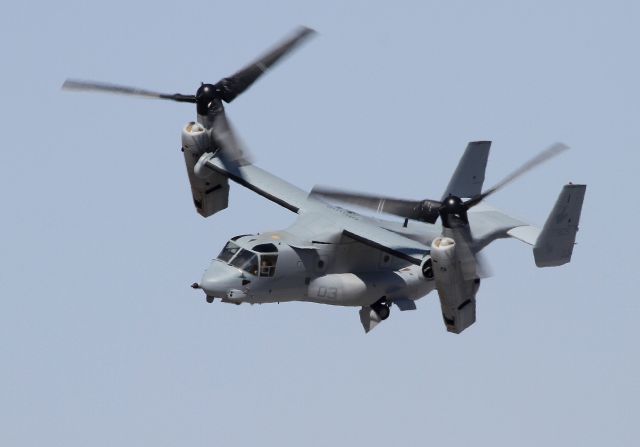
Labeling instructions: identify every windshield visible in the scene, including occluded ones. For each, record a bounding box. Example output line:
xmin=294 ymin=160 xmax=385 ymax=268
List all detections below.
xmin=217 ymin=241 xmax=240 ymax=262
xmin=230 ymin=249 xmax=259 ymax=276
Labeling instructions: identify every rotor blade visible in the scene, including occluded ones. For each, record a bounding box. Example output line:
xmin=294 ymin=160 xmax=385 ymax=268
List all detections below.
xmin=444 ymin=222 xmax=492 ymax=280
xmin=457 ymin=245 xmax=492 ymax=280
xmin=311 ymin=186 xmax=442 ymax=224
xmin=474 ymin=250 xmax=493 ymax=279
xmin=465 ymin=142 xmax=569 ymax=209
xmin=62 ymin=79 xmax=196 ymax=103
xmin=215 ymin=26 xmax=316 ymax=103
xmin=211 ymin=108 xmax=253 ymax=176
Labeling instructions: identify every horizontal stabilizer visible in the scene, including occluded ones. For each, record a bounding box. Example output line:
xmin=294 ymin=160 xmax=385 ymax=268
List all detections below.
xmin=533 ymin=184 xmax=586 ymax=267
xmin=507 ymin=225 xmax=539 ymax=246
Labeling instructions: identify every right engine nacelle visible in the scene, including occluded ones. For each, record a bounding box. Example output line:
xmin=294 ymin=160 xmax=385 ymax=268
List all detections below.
xmin=182 ymin=122 xmax=229 ymax=218
xmin=430 ymin=236 xmax=479 ymax=334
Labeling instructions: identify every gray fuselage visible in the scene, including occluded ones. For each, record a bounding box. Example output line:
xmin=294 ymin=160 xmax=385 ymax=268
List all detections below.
xmin=199 ymin=229 xmax=434 ymax=307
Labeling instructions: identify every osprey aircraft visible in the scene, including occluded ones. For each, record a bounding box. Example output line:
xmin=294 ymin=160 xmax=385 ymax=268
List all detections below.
xmin=63 ymin=27 xmax=586 ymax=333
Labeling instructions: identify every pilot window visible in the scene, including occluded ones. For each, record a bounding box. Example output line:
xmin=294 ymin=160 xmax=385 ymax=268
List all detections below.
xmin=218 ymin=241 xmax=240 ymax=262
xmin=230 ymin=249 xmax=259 ymax=276
xmin=253 ymin=243 xmax=278 ymax=277
xmin=260 ymin=255 xmax=277 ymax=277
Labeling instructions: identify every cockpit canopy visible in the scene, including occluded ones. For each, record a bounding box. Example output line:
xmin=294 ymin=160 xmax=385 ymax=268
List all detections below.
xmin=217 ymin=240 xmax=279 ymax=277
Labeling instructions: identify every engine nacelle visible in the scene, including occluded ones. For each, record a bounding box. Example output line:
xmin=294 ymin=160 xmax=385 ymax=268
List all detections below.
xmin=430 ymin=236 xmax=479 ymax=334
xmin=181 ymin=122 xmax=214 ymax=155
xmin=181 ymin=122 xmax=229 ymax=218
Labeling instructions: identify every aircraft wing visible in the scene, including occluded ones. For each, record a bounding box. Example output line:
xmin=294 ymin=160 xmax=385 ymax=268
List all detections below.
xmin=284 ymin=209 xmax=430 ymax=265
xmin=202 ymin=155 xmax=312 ymax=213
xmin=336 ymin=212 xmax=430 ymax=265
xmin=203 ymin=155 xmax=430 ymax=264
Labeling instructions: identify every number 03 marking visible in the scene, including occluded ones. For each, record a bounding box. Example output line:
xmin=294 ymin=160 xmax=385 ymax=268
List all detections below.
xmin=317 ymin=287 xmax=338 ymax=298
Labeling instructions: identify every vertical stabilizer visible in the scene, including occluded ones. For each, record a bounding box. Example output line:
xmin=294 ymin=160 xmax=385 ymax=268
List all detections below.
xmin=442 ymin=141 xmax=491 ymax=199
xmin=533 ymin=184 xmax=586 ymax=267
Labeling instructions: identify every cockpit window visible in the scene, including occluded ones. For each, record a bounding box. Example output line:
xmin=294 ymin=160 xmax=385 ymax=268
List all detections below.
xmin=253 ymin=243 xmax=278 ymax=253
xmin=217 ymin=241 xmax=240 ymax=262
xmin=219 ymin=241 xmax=278 ymax=277
xmin=230 ymin=249 xmax=259 ymax=276
xmin=251 ymin=244 xmax=278 ymax=277
xmin=259 ymin=254 xmax=278 ymax=277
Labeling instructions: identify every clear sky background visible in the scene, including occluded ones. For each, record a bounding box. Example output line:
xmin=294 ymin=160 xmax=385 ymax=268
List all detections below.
xmin=1 ymin=1 xmax=638 ymax=446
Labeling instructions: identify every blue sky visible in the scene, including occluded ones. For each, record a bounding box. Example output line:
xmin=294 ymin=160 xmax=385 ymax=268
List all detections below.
xmin=1 ymin=1 xmax=638 ymax=446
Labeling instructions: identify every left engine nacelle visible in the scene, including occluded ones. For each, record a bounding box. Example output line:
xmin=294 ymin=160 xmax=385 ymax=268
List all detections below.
xmin=430 ymin=236 xmax=479 ymax=334
xmin=181 ymin=122 xmax=229 ymax=218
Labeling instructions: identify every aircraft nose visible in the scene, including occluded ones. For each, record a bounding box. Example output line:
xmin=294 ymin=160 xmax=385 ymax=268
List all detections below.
xmin=199 ymin=260 xmax=243 ymax=298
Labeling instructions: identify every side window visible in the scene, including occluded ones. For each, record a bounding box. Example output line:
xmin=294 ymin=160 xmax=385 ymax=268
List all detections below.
xmin=253 ymin=243 xmax=279 ymax=278
xmin=260 ymin=254 xmax=278 ymax=277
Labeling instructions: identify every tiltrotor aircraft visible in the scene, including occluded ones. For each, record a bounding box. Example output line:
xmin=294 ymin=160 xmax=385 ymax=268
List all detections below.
xmin=63 ymin=27 xmax=586 ymax=333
